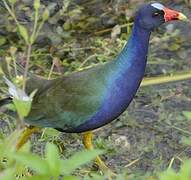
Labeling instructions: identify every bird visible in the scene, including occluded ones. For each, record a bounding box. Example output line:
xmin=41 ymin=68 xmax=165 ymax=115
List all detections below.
xmin=0 ymin=2 xmax=187 ymax=175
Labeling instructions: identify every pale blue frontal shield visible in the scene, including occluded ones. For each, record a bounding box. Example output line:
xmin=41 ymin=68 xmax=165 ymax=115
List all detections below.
xmin=151 ymin=3 xmax=164 ymax=10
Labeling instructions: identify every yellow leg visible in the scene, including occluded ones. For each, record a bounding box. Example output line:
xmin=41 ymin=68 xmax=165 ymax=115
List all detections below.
xmin=82 ymin=131 xmax=116 ymax=177
xmin=16 ymin=126 xmax=41 ymax=150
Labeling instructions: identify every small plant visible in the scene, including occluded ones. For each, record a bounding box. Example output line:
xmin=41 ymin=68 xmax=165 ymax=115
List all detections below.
xmin=157 ymin=110 xmax=191 ymax=180
xmin=0 ymin=132 xmax=103 ymax=179
xmin=159 ymin=160 xmax=191 ymax=180
xmin=2 ymin=0 xmax=49 ymax=126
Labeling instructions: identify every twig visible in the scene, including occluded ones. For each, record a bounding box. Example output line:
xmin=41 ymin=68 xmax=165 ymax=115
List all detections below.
xmin=125 ymin=158 xmax=140 ymax=168
xmin=169 ymin=125 xmax=191 ymax=136
xmin=31 ymin=6 xmax=39 ymax=44
xmin=48 ymin=61 xmax=55 ymax=80
xmin=2 ymin=0 xmax=20 ymax=26
xmin=141 ymin=71 xmax=191 ymax=87
xmin=94 ymin=23 xmax=133 ymax=35
xmin=23 ymin=44 xmax=32 ymax=91
xmin=167 ymin=157 xmax=175 ymax=169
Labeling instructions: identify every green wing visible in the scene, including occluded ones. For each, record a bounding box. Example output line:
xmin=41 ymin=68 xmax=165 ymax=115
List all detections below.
xmin=25 ymin=64 xmax=109 ymax=130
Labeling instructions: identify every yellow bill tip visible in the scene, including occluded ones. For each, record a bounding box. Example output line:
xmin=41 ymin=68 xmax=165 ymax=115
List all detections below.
xmin=178 ymin=12 xmax=188 ymax=21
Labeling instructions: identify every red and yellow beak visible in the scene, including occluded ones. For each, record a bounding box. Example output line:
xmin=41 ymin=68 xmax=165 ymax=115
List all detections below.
xmin=163 ymin=7 xmax=187 ymax=22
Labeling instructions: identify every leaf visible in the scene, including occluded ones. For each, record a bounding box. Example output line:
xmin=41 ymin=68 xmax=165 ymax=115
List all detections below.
xmin=18 ymin=25 xmax=29 ymax=44
xmin=8 ymin=0 xmax=17 ymax=5
xmin=168 ymin=43 xmax=180 ymax=51
xmin=0 ymin=36 xmax=6 ymax=46
xmin=159 ymin=169 xmax=178 ymax=180
xmin=4 ymin=76 xmax=37 ymax=117
xmin=29 ymin=89 xmax=38 ymax=99
xmin=0 ymin=168 xmax=15 ymax=180
xmin=34 ymin=0 xmax=40 ymax=11
xmin=61 ymin=149 xmax=103 ymax=175
xmin=19 ymin=141 xmax=31 ymax=153
xmin=179 ymin=160 xmax=191 ymax=179
xmin=6 ymin=103 xmax=16 ymax=111
xmin=181 ymin=136 xmax=191 ymax=145
xmin=41 ymin=128 xmax=60 ymax=139
xmin=20 ymin=175 xmax=49 ymax=180
xmin=182 ymin=111 xmax=191 ymax=120
xmin=63 ymin=176 xmax=80 ymax=180
xmin=13 ymin=98 xmax=32 ymax=118
xmin=13 ymin=152 xmax=49 ymax=175
xmin=9 ymin=46 xmax=17 ymax=55
xmin=159 ymin=160 xmax=191 ymax=180
xmin=63 ymin=21 xmax=71 ymax=30
xmin=2 ymin=129 xmax=22 ymax=155
xmin=42 ymin=8 xmax=49 ymax=21
xmin=45 ymin=143 xmax=62 ymax=176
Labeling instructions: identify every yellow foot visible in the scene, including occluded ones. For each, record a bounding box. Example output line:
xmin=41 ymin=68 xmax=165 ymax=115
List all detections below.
xmin=82 ymin=131 xmax=117 ymax=178
xmin=16 ymin=126 xmax=41 ymax=150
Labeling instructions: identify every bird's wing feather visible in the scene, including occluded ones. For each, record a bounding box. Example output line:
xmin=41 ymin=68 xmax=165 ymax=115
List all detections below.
xmin=25 ymin=64 xmax=110 ymax=130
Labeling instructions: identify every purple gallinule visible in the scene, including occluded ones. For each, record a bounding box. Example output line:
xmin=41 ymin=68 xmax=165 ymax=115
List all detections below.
xmin=0 ymin=2 xmax=187 ymax=174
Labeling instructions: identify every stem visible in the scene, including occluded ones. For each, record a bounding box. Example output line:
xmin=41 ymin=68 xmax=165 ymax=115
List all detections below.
xmin=77 ymin=54 xmax=97 ymax=70
xmin=17 ymin=113 xmax=25 ymax=129
xmin=31 ymin=8 xmax=39 ymax=44
xmin=141 ymin=72 xmax=191 ymax=87
xmin=48 ymin=61 xmax=55 ymax=80
xmin=3 ymin=0 xmax=29 ymax=89
xmin=12 ymin=55 xmax=18 ymax=77
xmin=2 ymin=0 xmax=20 ymax=26
xmin=35 ymin=20 xmax=44 ymax=40
xmin=23 ymin=43 xmax=32 ymax=91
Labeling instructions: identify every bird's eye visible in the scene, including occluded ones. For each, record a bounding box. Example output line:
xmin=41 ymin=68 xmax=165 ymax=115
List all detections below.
xmin=153 ymin=12 xmax=160 ymax=17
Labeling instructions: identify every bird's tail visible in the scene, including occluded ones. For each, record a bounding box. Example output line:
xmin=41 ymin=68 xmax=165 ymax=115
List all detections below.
xmin=0 ymin=57 xmax=29 ymax=107
xmin=0 ymin=97 xmax=12 ymax=106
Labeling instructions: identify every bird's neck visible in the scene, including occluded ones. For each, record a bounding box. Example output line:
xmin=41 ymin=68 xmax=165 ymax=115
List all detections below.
xmin=99 ymin=24 xmax=152 ymax=124
xmin=115 ymin=23 xmax=151 ymax=67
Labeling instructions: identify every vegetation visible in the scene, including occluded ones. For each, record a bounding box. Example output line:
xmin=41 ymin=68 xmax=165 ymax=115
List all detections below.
xmin=0 ymin=0 xmax=191 ymax=179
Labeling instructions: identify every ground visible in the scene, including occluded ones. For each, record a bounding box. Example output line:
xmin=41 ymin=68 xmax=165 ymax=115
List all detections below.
xmin=0 ymin=0 xmax=191 ymax=179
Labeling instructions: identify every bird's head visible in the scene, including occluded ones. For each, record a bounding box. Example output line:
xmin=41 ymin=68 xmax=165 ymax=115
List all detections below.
xmin=135 ymin=2 xmax=187 ymax=31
